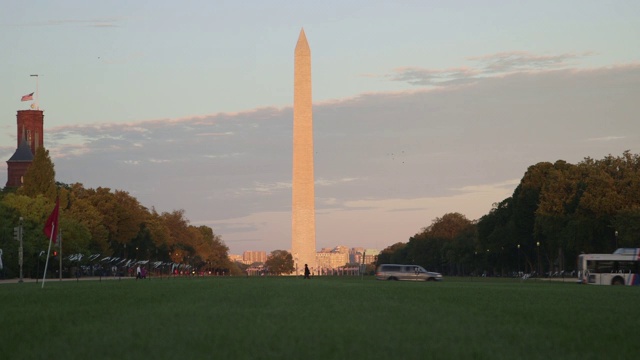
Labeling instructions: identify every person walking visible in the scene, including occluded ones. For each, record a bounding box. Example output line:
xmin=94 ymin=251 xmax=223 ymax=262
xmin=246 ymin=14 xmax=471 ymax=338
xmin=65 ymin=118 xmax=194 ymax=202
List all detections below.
xmin=304 ymin=264 xmax=310 ymax=279
xmin=136 ymin=265 xmax=141 ymax=280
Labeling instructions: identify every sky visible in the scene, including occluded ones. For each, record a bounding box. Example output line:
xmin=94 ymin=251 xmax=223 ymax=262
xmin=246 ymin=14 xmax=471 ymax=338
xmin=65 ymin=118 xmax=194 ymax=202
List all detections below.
xmin=1 ymin=1 xmax=639 ymax=255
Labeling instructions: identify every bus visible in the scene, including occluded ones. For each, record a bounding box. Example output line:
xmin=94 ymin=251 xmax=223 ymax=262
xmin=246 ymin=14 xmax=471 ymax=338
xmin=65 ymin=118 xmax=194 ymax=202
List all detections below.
xmin=578 ymin=248 xmax=640 ymax=286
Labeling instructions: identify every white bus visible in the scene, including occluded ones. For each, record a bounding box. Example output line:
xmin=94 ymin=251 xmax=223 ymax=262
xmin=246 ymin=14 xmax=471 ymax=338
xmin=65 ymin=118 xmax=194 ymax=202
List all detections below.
xmin=578 ymin=248 xmax=640 ymax=286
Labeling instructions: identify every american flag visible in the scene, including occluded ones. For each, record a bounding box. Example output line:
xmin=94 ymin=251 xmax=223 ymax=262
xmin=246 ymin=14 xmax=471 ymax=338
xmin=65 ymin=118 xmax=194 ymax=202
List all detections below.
xmin=21 ymin=92 xmax=34 ymax=101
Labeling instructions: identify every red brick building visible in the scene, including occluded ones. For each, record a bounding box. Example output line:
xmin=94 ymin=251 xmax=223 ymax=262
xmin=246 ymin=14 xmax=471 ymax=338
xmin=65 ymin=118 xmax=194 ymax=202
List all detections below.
xmin=6 ymin=110 xmax=44 ymax=187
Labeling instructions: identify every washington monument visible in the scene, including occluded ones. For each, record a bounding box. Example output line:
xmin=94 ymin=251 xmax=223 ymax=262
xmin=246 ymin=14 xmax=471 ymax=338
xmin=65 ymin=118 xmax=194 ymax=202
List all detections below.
xmin=291 ymin=28 xmax=316 ymax=274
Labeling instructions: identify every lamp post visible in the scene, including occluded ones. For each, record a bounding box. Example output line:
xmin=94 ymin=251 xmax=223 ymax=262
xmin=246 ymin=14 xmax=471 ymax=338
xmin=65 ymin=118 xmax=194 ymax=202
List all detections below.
xmin=18 ymin=217 xmax=24 ymax=283
xmin=156 ymin=249 xmax=160 ymax=279
xmin=517 ymin=244 xmax=521 ymax=275
xmin=536 ymin=241 xmax=541 ymax=276
xmin=614 ymin=231 xmax=618 ymax=250
xmin=36 ymin=250 xmax=43 ymax=283
xmin=473 ymin=251 xmax=477 ymax=278
xmin=485 ymin=249 xmax=489 ymax=277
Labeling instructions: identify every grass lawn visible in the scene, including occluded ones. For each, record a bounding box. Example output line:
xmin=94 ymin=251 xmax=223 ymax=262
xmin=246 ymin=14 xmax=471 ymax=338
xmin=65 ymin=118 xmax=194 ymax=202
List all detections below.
xmin=1 ymin=276 xmax=638 ymax=359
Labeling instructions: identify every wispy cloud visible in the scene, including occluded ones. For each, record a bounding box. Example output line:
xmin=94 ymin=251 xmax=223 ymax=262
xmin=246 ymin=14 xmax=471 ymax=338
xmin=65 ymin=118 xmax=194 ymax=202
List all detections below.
xmin=247 ymin=182 xmax=291 ymax=195
xmin=468 ymin=51 xmax=594 ymax=74
xmin=388 ymin=66 xmax=480 ymax=86
xmin=389 ymin=51 xmax=595 ymax=87
xmin=316 ymin=177 xmax=359 ymax=186
xmin=451 ymin=180 xmax=521 ymax=193
xmin=585 ymin=135 xmax=626 ymax=142
xmin=197 ymin=132 xmax=235 ymax=137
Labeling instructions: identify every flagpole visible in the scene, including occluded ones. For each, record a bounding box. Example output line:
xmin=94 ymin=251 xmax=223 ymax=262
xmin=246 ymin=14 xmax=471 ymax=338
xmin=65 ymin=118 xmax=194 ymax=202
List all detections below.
xmin=42 ymin=224 xmax=55 ymax=289
xmin=30 ymin=74 xmax=39 ymax=110
xmin=58 ymin=229 xmax=62 ymax=281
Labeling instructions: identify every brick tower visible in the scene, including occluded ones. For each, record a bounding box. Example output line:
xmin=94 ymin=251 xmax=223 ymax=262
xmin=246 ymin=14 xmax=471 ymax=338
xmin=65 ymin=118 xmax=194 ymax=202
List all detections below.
xmin=6 ymin=110 xmax=44 ymax=187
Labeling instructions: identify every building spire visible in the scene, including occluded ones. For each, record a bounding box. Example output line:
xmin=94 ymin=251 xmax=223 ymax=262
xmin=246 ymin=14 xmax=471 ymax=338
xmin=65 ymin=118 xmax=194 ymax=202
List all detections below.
xmin=295 ymin=28 xmax=310 ymax=56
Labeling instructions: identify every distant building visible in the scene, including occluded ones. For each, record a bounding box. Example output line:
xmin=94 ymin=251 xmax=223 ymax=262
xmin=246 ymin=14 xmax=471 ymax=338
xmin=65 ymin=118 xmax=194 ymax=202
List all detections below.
xmin=363 ymin=249 xmax=380 ymax=265
xmin=316 ymin=246 xmax=349 ymax=270
xmin=334 ymin=245 xmax=349 ymax=254
xmin=243 ymin=251 xmax=267 ymax=264
xmin=349 ymin=247 xmax=365 ymax=263
xmin=228 ymin=254 xmax=243 ymax=263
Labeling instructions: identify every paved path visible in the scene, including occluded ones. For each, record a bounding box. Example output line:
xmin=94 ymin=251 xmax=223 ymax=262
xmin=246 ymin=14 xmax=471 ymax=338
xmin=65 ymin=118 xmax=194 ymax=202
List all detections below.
xmin=0 ymin=276 xmax=137 ymax=285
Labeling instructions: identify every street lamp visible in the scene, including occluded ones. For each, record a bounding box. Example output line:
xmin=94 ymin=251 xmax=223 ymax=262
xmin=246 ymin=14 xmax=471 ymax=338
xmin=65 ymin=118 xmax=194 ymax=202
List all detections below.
xmin=614 ymin=230 xmax=619 ymax=250
xmin=18 ymin=217 xmax=24 ymax=283
xmin=474 ymin=251 xmax=477 ymax=278
xmin=517 ymin=244 xmax=521 ymax=275
xmin=536 ymin=241 xmax=541 ymax=276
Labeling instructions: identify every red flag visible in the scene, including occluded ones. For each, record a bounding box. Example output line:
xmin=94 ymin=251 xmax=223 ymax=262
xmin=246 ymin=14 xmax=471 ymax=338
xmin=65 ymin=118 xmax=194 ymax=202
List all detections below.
xmin=43 ymin=198 xmax=60 ymax=242
xmin=21 ymin=92 xmax=34 ymax=102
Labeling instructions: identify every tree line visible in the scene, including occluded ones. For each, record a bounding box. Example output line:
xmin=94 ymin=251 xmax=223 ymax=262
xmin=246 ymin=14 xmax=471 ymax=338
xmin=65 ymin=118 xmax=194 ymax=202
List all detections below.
xmin=377 ymin=151 xmax=640 ymax=276
xmin=0 ymin=146 xmax=234 ymax=279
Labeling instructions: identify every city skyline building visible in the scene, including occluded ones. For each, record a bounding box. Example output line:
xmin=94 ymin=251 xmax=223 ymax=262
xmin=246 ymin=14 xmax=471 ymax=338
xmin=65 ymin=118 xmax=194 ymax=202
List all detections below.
xmin=291 ymin=28 xmax=316 ymax=274
xmin=228 ymin=246 xmax=378 ymax=270
xmin=243 ymin=250 xmax=267 ymax=264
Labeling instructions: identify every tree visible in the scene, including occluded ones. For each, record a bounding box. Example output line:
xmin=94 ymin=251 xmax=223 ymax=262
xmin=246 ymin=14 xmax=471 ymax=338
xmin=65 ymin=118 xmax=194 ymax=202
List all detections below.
xmin=406 ymin=213 xmax=475 ymax=274
xmin=187 ymin=225 xmax=230 ymax=272
xmin=66 ymin=183 xmax=109 ymax=254
xmin=376 ymin=242 xmax=407 ymax=265
xmin=146 ymin=208 xmax=170 ymax=250
xmin=265 ymin=250 xmax=294 ymax=275
xmin=1 ymin=193 xmax=57 ymax=278
xmin=83 ymin=188 xmax=147 ymax=257
xmin=19 ymin=146 xmax=57 ymax=200
xmin=162 ymin=210 xmax=193 ymax=263
xmin=422 ymin=213 xmax=473 ymax=240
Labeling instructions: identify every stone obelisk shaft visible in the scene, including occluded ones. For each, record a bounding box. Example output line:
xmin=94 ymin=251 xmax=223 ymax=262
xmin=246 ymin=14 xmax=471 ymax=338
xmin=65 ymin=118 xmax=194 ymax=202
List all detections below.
xmin=292 ymin=28 xmax=316 ymax=274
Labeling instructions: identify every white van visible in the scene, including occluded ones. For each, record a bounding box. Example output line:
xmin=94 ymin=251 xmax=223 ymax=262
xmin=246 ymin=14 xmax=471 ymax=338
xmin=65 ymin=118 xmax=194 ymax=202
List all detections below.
xmin=375 ymin=264 xmax=443 ymax=282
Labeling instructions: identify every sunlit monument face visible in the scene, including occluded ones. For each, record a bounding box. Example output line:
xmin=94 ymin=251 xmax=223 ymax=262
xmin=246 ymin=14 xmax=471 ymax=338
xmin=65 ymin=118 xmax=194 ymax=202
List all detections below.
xmin=291 ymin=29 xmax=316 ymax=274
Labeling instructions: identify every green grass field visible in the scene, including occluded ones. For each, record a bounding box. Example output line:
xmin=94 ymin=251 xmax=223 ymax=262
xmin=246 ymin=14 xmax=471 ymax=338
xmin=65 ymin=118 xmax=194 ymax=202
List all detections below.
xmin=1 ymin=276 xmax=638 ymax=359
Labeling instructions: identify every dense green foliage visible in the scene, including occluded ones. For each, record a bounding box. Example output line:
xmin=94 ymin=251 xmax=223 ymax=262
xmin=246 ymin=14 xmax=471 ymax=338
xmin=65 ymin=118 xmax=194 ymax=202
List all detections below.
xmin=265 ymin=249 xmax=295 ymax=275
xmin=0 ymin=277 xmax=638 ymax=359
xmin=18 ymin=146 xmax=57 ymax=201
xmin=0 ymin=147 xmax=231 ymax=279
xmin=379 ymin=152 xmax=640 ymax=276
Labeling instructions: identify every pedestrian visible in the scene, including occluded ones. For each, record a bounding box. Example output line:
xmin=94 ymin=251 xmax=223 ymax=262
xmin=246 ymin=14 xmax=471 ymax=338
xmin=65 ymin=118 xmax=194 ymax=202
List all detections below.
xmin=304 ymin=264 xmax=310 ymax=279
xmin=136 ymin=265 xmax=141 ymax=280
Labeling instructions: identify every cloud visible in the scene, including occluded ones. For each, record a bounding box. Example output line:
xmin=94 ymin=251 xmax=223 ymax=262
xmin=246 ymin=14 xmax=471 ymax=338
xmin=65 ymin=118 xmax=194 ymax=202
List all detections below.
xmin=585 ymin=136 xmax=626 ymax=142
xmin=243 ymin=182 xmax=291 ymax=195
xmin=197 ymin=132 xmax=235 ymax=137
xmin=389 ymin=51 xmax=595 ymax=87
xmin=468 ymin=51 xmax=594 ymax=74
xmin=316 ymin=177 xmax=359 ymax=187
xmin=388 ymin=66 xmax=480 ymax=86
xmin=452 ymin=180 xmax=521 ymax=194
